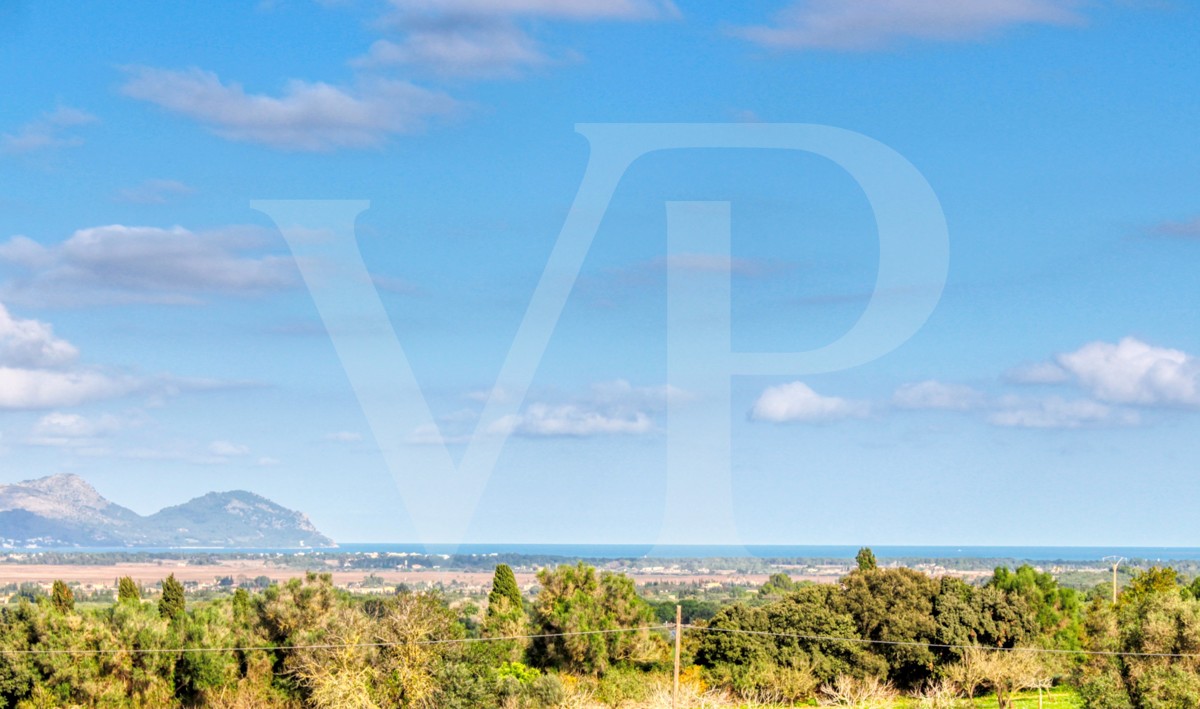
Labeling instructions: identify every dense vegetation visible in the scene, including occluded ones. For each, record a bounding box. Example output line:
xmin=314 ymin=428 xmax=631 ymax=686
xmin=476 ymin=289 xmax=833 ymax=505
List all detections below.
xmin=1 ymin=552 xmax=1200 ymax=707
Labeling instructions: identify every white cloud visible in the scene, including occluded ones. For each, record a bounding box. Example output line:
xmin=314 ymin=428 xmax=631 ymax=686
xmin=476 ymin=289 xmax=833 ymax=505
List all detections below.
xmin=489 ymin=404 xmax=654 ymax=437
xmin=988 ymin=396 xmax=1137 ymax=429
xmin=120 ymin=66 xmax=458 ymax=151
xmin=373 ymin=0 xmax=676 ymax=78
xmin=0 ymin=304 xmax=216 ymax=409
xmin=209 ymin=440 xmax=250 ymax=457
xmin=0 ymin=367 xmax=142 ymax=409
xmin=27 ymin=412 xmax=122 ymax=446
xmin=1 ymin=106 xmax=97 ymax=154
xmin=385 ymin=0 xmax=677 ymax=21
xmin=257 ymin=456 xmax=282 ymax=467
xmin=733 ymin=0 xmax=1082 ymax=51
xmin=115 ymin=179 xmax=196 ymax=205
xmin=33 ymin=412 xmax=120 ymax=437
xmin=1056 ymin=337 xmax=1200 ymax=407
xmin=324 ymin=431 xmax=364 ymax=443
xmin=749 ymin=381 xmax=868 ymax=423
xmin=355 ymin=26 xmax=548 ymax=78
xmin=0 ymin=225 xmax=296 ymax=305
xmin=0 ymin=303 xmax=79 ymax=368
xmin=1006 ymin=361 xmax=1070 ymax=384
xmin=419 ymin=379 xmax=674 ymax=441
xmin=892 ymin=380 xmax=983 ymax=411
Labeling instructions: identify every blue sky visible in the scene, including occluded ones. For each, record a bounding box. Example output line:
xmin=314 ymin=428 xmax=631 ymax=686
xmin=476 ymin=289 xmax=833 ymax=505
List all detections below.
xmin=2 ymin=0 xmax=1199 ymax=546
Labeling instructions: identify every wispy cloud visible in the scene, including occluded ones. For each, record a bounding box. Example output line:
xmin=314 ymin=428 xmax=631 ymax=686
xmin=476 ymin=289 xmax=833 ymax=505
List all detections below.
xmin=0 ymin=224 xmax=296 ymax=306
xmin=892 ymin=380 xmax=984 ymax=411
xmin=1146 ymin=216 xmax=1200 ymax=238
xmin=1 ymin=106 xmax=97 ymax=155
xmin=366 ymin=0 xmax=678 ymax=78
xmin=120 ymin=66 xmax=458 ymax=151
xmin=27 ymin=412 xmax=123 ymax=447
xmin=749 ymin=381 xmax=869 ymax=423
xmin=324 ymin=431 xmax=364 ymax=443
xmin=489 ymin=404 xmax=654 ymax=437
xmin=115 ymin=179 xmax=196 ymax=205
xmin=988 ymin=396 xmax=1137 ymax=429
xmin=355 ymin=25 xmax=549 ymax=78
xmin=732 ymin=0 xmax=1083 ymax=51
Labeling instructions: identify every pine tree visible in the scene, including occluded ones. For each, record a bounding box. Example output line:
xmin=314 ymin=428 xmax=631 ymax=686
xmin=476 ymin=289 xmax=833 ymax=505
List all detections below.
xmin=159 ymin=573 xmax=186 ymax=620
xmin=856 ymin=546 xmax=878 ymax=572
xmin=117 ymin=576 xmax=140 ymax=604
xmin=51 ymin=579 xmax=74 ymax=614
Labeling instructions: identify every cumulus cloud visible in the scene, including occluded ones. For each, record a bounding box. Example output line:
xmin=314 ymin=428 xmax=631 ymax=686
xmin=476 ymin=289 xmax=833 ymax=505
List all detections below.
xmin=1 ymin=106 xmax=97 ymax=155
xmin=988 ymin=396 xmax=1137 ymax=429
xmin=892 ymin=380 xmax=983 ymax=411
xmin=120 ymin=66 xmax=458 ymax=151
xmin=749 ymin=381 xmax=868 ymax=423
xmin=0 ymin=304 xmax=219 ymax=409
xmin=0 ymin=224 xmax=296 ymax=305
xmin=0 ymin=303 xmax=78 ymax=368
xmin=115 ymin=179 xmax=196 ymax=205
xmin=733 ymin=0 xmax=1082 ymax=51
xmin=1055 ymin=337 xmax=1200 ymax=407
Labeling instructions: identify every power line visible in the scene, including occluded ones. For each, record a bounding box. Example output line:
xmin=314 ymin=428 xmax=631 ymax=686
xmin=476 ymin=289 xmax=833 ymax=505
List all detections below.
xmin=685 ymin=625 xmax=1200 ymax=660
xmin=0 ymin=625 xmax=666 ymax=657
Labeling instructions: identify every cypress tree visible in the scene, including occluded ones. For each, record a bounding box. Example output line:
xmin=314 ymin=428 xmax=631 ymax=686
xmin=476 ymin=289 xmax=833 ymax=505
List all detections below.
xmin=159 ymin=573 xmax=186 ymax=620
xmin=485 ymin=564 xmax=528 ymax=660
xmin=118 ymin=576 xmax=140 ymax=604
xmin=488 ymin=563 xmax=523 ymax=616
xmin=51 ymin=579 xmax=74 ymax=613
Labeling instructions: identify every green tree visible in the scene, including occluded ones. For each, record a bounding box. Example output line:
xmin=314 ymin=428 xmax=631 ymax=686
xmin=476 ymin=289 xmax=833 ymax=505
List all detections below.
xmin=837 ymin=566 xmax=940 ymax=687
xmin=484 ymin=563 xmax=528 ymax=661
xmin=529 ymin=563 xmax=662 ymax=675
xmin=759 ymin=572 xmax=798 ymax=597
xmin=117 ymin=576 xmax=140 ymax=604
xmin=50 ymin=580 xmax=73 ymax=614
xmin=856 ymin=547 xmax=878 ymax=572
xmin=159 ymin=573 xmax=186 ymax=620
xmin=488 ymin=564 xmax=523 ymax=612
xmin=1123 ymin=566 xmax=1181 ymax=606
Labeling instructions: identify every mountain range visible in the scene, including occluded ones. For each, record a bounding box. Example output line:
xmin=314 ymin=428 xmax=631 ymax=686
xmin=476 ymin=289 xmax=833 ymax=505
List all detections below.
xmin=0 ymin=474 xmax=333 ymax=548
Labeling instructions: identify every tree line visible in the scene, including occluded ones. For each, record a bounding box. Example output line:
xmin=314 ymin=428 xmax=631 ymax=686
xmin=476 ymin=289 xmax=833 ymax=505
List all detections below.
xmin=1 ymin=551 xmax=1199 ymax=707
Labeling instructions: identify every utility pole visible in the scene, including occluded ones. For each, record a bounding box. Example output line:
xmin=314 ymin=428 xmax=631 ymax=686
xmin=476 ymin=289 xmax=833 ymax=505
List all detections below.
xmin=1103 ymin=556 xmax=1124 ymax=605
xmin=673 ymin=604 xmax=682 ymax=709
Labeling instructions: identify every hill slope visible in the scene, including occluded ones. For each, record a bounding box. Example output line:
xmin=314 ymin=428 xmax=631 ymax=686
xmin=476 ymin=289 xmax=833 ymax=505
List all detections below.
xmin=0 ymin=474 xmax=333 ymax=548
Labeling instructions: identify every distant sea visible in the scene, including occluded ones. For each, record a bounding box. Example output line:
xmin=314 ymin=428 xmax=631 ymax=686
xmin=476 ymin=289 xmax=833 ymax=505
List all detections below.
xmin=334 ymin=544 xmax=1200 ymax=563
xmin=21 ymin=544 xmax=1197 ymax=563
